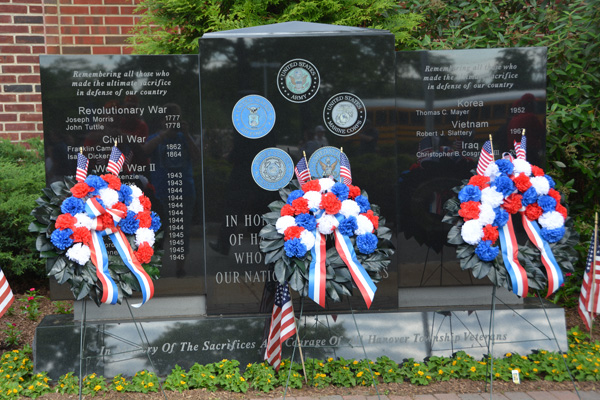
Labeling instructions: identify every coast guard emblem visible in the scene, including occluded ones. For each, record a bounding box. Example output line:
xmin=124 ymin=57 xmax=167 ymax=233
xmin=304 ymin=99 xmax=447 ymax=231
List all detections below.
xmin=323 ymin=92 xmax=366 ymax=137
xmin=251 ymin=148 xmax=294 ymax=191
xmin=277 ymin=59 xmax=320 ymax=103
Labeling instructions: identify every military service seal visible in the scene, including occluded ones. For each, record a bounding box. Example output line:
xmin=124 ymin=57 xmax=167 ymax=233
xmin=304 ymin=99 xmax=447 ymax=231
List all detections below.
xmin=251 ymin=148 xmax=294 ymax=191
xmin=308 ymin=146 xmax=342 ymax=180
xmin=277 ymin=59 xmax=320 ymax=103
xmin=232 ymin=95 xmax=276 ymax=139
xmin=323 ymin=92 xmax=366 ymax=136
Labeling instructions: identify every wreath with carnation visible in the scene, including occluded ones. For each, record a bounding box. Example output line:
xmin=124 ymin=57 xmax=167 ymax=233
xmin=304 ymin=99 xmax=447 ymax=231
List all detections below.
xmin=443 ymin=155 xmax=577 ymax=297
xmin=30 ymin=175 xmax=162 ymax=306
xmin=259 ymin=176 xmax=393 ymax=308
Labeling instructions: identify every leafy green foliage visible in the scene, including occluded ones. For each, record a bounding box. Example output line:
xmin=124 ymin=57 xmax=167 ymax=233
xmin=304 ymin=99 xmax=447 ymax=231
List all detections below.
xmin=129 ymin=0 xmax=422 ymax=54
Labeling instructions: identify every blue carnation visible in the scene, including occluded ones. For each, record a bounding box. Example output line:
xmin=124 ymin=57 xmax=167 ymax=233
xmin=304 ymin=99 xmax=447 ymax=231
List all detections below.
xmin=284 ymin=238 xmax=307 ymax=258
xmin=60 ymin=197 xmax=85 ymax=215
xmin=458 ymin=185 xmax=482 ymax=203
xmin=540 ymin=227 xmax=565 ymax=243
xmin=492 ymin=207 xmax=509 ymax=227
xmin=331 ymin=182 xmax=350 ymax=201
xmin=119 ymin=211 xmax=140 ymax=235
xmin=521 ymin=187 xmax=538 ymax=206
xmin=355 ymin=195 xmax=371 ymax=213
xmin=495 ymin=159 xmax=514 ymax=175
xmin=538 ymin=195 xmax=557 ymax=212
xmin=338 ymin=216 xmax=358 ymax=237
xmin=85 ymin=175 xmax=108 ymax=195
xmin=295 ymin=213 xmax=317 ymax=231
xmin=544 ymin=174 xmax=556 ymax=189
xmin=287 ymin=190 xmax=305 ymax=205
xmin=118 ymin=185 xmax=133 ymax=206
xmin=150 ymin=211 xmax=161 ymax=231
xmin=356 ymin=232 xmax=378 ymax=254
xmin=475 ymin=240 xmax=499 ymax=262
xmin=51 ymin=228 xmax=73 ymax=250
xmin=492 ymin=175 xmax=515 ymax=197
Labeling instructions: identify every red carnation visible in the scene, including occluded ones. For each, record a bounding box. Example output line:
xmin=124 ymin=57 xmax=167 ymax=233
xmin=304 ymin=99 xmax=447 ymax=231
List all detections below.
xmin=55 ymin=213 xmax=77 ymax=230
xmin=503 ymin=193 xmax=523 ymax=214
xmin=135 ymin=242 xmax=154 ymax=264
xmin=512 ymin=173 xmax=532 ymax=193
xmin=291 ymin=197 xmax=310 ymax=215
xmin=284 ymin=226 xmax=304 ymax=241
xmin=468 ymin=175 xmax=490 ymax=190
xmin=531 ymin=165 xmax=545 ymax=177
xmin=458 ymin=201 xmax=480 ymax=221
xmin=348 ymin=185 xmax=361 ymax=199
xmin=482 ymin=224 xmax=499 ymax=244
xmin=364 ymin=209 xmax=379 ymax=230
xmin=525 ymin=203 xmax=543 ymax=221
xmin=70 ymin=182 xmax=93 ymax=198
xmin=548 ymin=188 xmax=562 ymax=203
xmin=98 ymin=213 xmax=114 ymax=229
xmin=302 ymin=180 xmax=321 ymax=193
xmin=321 ymin=192 xmax=342 ymax=215
xmin=280 ymin=204 xmax=295 ymax=216
xmin=139 ymin=195 xmax=152 ymax=211
xmin=136 ymin=211 xmax=152 ymax=228
xmin=112 ymin=202 xmax=127 ymax=213
xmin=101 ymin=174 xmax=122 ymax=190
xmin=71 ymin=226 xmax=92 ymax=244
xmin=556 ymin=204 xmax=568 ymax=220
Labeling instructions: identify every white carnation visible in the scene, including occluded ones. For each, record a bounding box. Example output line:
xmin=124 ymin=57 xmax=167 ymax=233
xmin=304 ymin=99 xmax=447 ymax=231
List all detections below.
xmin=512 ymin=159 xmax=532 ymax=176
xmin=317 ymin=214 xmax=338 ymax=235
xmin=135 ymin=227 xmax=155 ymax=247
xmin=129 ymin=184 xmax=143 ymax=198
xmin=318 ymin=178 xmax=335 ymax=193
xmin=480 ymin=187 xmax=505 ymax=208
xmin=355 ymin=214 xmax=374 ymax=235
xmin=538 ymin=211 xmax=565 ymax=230
xmin=478 ymin=203 xmax=496 ymax=226
xmin=275 ymin=215 xmax=296 ymax=234
xmin=74 ymin=213 xmax=93 ymax=229
xmin=99 ymin=188 xmax=119 ymax=208
xmin=484 ymin=163 xmax=500 ymax=180
xmin=128 ymin=198 xmax=144 ymax=213
xmin=340 ymin=199 xmax=361 ymax=218
xmin=66 ymin=243 xmax=91 ymax=266
xmin=461 ymin=219 xmax=484 ymax=245
xmin=300 ymin=230 xmax=315 ymax=251
xmin=303 ymin=191 xmax=322 ymax=210
xmin=530 ymin=176 xmax=550 ymax=196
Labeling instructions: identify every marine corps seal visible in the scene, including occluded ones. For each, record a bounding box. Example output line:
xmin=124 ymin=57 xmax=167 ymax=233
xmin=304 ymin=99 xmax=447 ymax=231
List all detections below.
xmin=277 ymin=59 xmax=320 ymax=103
xmin=323 ymin=92 xmax=366 ymax=137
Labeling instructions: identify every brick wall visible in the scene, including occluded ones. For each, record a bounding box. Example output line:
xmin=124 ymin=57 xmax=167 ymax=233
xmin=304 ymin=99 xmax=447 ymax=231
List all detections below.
xmin=0 ymin=0 xmax=144 ymax=142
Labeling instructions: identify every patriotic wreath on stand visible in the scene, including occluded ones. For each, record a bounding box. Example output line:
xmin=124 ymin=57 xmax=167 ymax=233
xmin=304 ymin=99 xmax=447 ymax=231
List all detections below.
xmin=29 ymin=147 xmax=161 ymax=306
xmin=443 ymin=136 xmax=578 ymax=297
xmin=259 ymin=151 xmax=394 ymax=309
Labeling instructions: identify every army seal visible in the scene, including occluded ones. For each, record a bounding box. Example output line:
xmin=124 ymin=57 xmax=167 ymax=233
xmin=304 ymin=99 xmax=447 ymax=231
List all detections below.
xmin=277 ymin=59 xmax=320 ymax=103
xmin=251 ymin=148 xmax=294 ymax=191
xmin=323 ymin=92 xmax=366 ymax=136
xmin=232 ymin=95 xmax=276 ymax=139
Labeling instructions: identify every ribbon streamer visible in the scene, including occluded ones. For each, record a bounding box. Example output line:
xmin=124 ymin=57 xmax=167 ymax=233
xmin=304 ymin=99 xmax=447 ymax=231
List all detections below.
xmin=498 ymin=215 xmax=529 ymax=297
xmin=308 ymin=232 xmax=327 ymax=307
xmin=520 ymin=213 xmax=563 ymax=297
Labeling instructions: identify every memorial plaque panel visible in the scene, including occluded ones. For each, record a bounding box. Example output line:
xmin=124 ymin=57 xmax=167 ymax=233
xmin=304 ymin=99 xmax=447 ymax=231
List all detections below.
xmin=40 ymin=55 xmax=204 ymax=298
xmin=395 ymin=48 xmax=547 ymax=288
xmin=199 ymin=23 xmax=398 ymax=314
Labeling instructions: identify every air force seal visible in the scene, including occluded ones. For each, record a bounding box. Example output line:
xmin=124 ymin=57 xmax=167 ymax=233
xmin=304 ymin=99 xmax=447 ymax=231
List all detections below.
xmin=308 ymin=146 xmax=342 ymax=180
xmin=251 ymin=148 xmax=294 ymax=191
xmin=323 ymin=92 xmax=366 ymax=136
xmin=277 ymin=59 xmax=320 ymax=103
xmin=232 ymin=95 xmax=276 ymax=139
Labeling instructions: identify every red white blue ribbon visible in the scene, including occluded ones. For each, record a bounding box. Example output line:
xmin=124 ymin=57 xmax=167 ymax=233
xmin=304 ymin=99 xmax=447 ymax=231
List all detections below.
xmin=88 ymin=230 xmax=119 ymax=304
xmin=520 ymin=213 xmax=563 ymax=297
xmin=498 ymin=215 xmax=529 ymax=297
xmin=333 ymin=228 xmax=377 ymax=308
xmin=308 ymin=232 xmax=327 ymax=307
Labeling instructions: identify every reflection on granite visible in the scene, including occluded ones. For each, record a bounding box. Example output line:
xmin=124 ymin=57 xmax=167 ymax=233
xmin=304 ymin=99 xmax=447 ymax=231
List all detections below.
xmin=35 ymin=300 xmax=566 ymax=379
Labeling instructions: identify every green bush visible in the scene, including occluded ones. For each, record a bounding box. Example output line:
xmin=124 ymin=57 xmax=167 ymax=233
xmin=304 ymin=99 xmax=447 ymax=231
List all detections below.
xmin=0 ymin=139 xmax=46 ymax=280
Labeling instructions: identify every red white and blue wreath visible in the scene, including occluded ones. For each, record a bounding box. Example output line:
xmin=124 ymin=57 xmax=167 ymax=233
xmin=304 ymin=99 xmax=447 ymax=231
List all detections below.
xmin=30 ymin=147 xmax=161 ymax=306
xmin=259 ymin=151 xmax=393 ymax=308
xmin=443 ymin=136 xmax=577 ymax=297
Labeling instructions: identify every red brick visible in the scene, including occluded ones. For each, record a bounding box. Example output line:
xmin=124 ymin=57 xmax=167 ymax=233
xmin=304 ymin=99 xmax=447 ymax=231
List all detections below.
xmin=18 ymin=75 xmax=41 ymax=84
xmin=73 ymin=0 xmax=103 ymax=4
xmin=44 ymin=0 xmax=58 ymax=5
xmin=14 ymin=15 xmax=43 ymax=24
xmin=89 ymin=5 xmax=118 ymax=13
xmin=0 ymin=36 xmax=14 ymax=44
xmin=92 ymin=46 xmax=123 ymax=55
xmin=22 ymin=131 xmax=44 ymax=140
xmin=45 ymin=35 xmax=60 ymax=45
xmin=106 ymin=36 xmax=128 ymax=45
xmin=0 ymin=94 xmax=18 ymax=102
xmin=0 ymin=55 xmax=15 ymax=63
xmin=0 ymin=75 xmax=17 ymax=83
xmin=33 ymin=65 xmax=39 ymax=73
xmin=0 ymin=26 xmax=29 ymax=34
xmin=44 ymin=26 xmax=59 ymax=35
xmin=31 ymin=26 xmax=46 ymax=34
xmin=119 ymin=5 xmax=137 ymax=14
xmin=19 ymin=94 xmax=42 ymax=102
xmin=29 ymin=5 xmax=43 ymax=12
xmin=0 ymin=4 xmax=27 ymax=13
xmin=32 ymin=45 xmax=46 ymax=53
xmin=35 ymin=104 xmax=42 ymax=112
xmin=59 ymin=16 xmax=73 ymax=24
xmin=120 ymin=25 xmax=137 ymax=35
xmin=62 ymin=46 xmax=91 ymax=54
xmin=60 ymin=5 xmax=89 ymax=13
xmin=20 ymin=113 xmax=43 ymax=122
xmin=44 ymin=5 xmax=57 ymax=13
xmin=61 ymin=26 xmax=89 ymax=35
xmin=74 ymin=16 xmax=103 ymax=25
xmin=0 ymin=46 xmax=32 ymax=54
xmin=6 ymin=123 xmax=37 ymax=131
xmin=5 ymin=104 xmax=35 ymax=112
xmin=0 ymin=114 xmax=18 ymax=122
xmin=44 ymin=15 xmax=58 ymax=24
xmin=16 ymin=56 xmax=40 ymax=63
xmin=16 ymin=36 xmax=45 ymax=44
xmin=75 ymin=36 xmax=104 ymax=45
xmin=122 ymin=47 xmax=134 ymax=55
xmin=61 ymin=36 xmax=74 ymax=44
xmin=91 ymin=26 xmax=120 ymax=35
xmin=105 ymin=0 xmax=132 ymax=4
xmin=14 ymin=0 xmax=42 ymax=4
xmin=45 ymin=45 xmax=61 ymax=54
xmin=0 ymin=133 xmax=21 ymax=141
xmin=3 ymin=65 xmax=31 ymax=73
xmin=0 ymin=15 xmax=11 ymax=23
xmin=104 ymin=15 xmax=133 ymax=25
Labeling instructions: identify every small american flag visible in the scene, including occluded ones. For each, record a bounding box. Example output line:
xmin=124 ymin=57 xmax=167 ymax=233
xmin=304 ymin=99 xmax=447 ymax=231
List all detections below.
xmin=514 ymin=135 xmax=527 ymax=160
xmin=294 ymin=157 xmax=311 ymax=185
xmin=579 ymin=230 xmax=600 ymax=331
xmin=476 ymin=140 xmax=494 ymax=175
xmin=76 ymin=152 xmax=89 ymax=182
xmin=265 ymin=282 xmax=297 ymax=371
xmin=0 ymin=267 xmax=15 ymax=318
xmin=339 ymin=151 xmax=352 ymax=185
xmin=417 ymin=137 xmax=433 ymax=163
xmin=106 ymin=146 xmax=125 ymax=175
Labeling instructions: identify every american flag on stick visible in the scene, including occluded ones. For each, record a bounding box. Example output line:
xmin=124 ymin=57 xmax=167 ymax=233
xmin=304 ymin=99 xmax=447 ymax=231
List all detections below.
xmin=294 ymin=154 xmax=311 ymax=185
xmin=106 ymin=145 xmax=125 ymax=175
xmin=265 ymin=282 xmax=297 ymax=371
xmin=579 ymin=216 xmax=600 ymax=332
xmin=339 ymin=149 xmax=352 ymax=185
xmin=76 ymin=151 xmax=89 ymax=182
xmin=0 ymin=267 xmax=15 ymax=318
xmin=476 ymin=140 xmax=494 ymax=175
xmin=514 ymin=131 xmax=527 ymax=160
